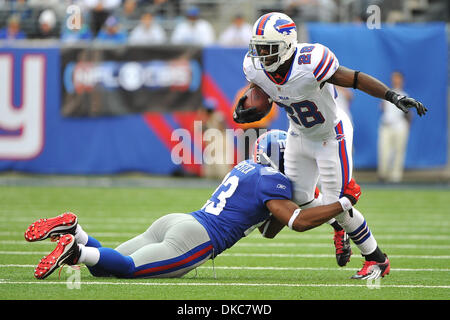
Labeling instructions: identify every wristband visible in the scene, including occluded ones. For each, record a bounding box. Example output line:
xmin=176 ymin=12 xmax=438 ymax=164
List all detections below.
xmin=352 ymin=71 xmax=360 ymax=89
xmin=338 ymin=197 xmax=353 ymax=212
xmin=288 ymin=208 xmax=301 ymax=230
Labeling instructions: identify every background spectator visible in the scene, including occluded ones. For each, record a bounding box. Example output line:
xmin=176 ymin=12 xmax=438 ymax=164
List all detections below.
xmin=170 ymin=6 xmax=215 ymax=46
xmin=128 ymin=11 xmax=166 ymax=45
xmin=0 ymin=14 xmax=26 ymax=40
xmin=335 ymin=86 xmax=354 ymax=124
xmin=36 ymin=8 xmax=59 ymax=39
xmin=80 ymin=0 xmax=121 ymax=36
xmin=377 ymin=71 xmax=412 ymax=183
xmin=218 ymin=14 xmax=252 ymax=47
xmin=283 ymin=0 xmax=338 ymax=23
xmin=95 ymin=15 xmax=127 ymax=44
xmin=119 ymin=0 xmax=140 ymax=31
xmin=200 ymin=98 xmax=232 ymax=179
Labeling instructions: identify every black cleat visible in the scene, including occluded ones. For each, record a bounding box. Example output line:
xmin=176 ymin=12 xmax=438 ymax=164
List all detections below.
xmin=334 ymin=229 xmax=352 ymax=267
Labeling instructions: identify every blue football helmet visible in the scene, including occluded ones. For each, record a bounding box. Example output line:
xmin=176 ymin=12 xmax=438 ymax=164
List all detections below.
xmin=252 ymin=130 xmax=287 ymax=173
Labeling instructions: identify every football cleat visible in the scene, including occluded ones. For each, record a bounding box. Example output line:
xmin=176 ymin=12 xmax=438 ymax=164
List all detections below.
xmin=334 ymin=229 xmax=352 ymax=267
xmin=24 ymin=212 xmax=77 ymax=242
xmin=34 ymin=234 xmax=80 ymax=280
xmin=351 ymin=254 xmax=390 ymax=280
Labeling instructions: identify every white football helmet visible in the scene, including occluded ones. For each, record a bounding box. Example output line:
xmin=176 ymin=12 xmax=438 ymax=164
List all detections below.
xmin=249 ymin=12 xmax=298 ymax=72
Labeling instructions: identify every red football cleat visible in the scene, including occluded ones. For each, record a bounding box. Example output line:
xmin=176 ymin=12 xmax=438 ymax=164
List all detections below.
xmin=25 ymin=212 xmax=78 ymax=242
xmin=351 ymin=254 xmax=390 ymax=280
xmin=34 ymin=234 xmax=80 ymax=280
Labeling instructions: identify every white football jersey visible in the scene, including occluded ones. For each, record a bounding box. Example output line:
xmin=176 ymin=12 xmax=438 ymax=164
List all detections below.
xmin=243 ymin=42 xmax=341 ymax=140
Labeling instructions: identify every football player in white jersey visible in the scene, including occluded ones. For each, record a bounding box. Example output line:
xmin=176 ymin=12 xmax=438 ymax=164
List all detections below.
xmin=233 ymin=12 xmax=427 ymax=279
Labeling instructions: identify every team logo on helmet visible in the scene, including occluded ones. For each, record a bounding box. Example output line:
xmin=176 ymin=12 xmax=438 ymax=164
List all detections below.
xmin=273 ymin=18 xmax=296 ymax=35
xmin=253 ymin=130 xmax=287 ymax=173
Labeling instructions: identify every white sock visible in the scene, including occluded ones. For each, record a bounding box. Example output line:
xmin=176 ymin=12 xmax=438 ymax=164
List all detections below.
xmin=335 ymin=208 xmax=377 ymax=255
xmin=75 ymin=225 xmax=89 ymax=246
xmin=78 ymin=244 xmax=100 ymax=266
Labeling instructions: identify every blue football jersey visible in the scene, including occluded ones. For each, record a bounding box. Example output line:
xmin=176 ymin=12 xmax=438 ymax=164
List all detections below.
xmin=190 ymin=160 xmax=293 ymax=256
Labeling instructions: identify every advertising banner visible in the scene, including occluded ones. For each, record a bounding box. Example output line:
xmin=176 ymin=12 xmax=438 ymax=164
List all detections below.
xmin=61 ymin=45 xmax=203 ymax=117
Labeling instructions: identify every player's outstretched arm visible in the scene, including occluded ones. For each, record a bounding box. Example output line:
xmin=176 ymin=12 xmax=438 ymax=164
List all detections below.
xmin=258 ymin=214 xmax=285 ymax=238
xmin=328 ymin=66 xmax=427 ymax=116
xmin=266 ymin=179 xmax=361 ymax=232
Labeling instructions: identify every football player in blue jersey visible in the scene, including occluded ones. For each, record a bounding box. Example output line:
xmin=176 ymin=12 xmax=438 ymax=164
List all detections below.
xmin=25 ymin=130 xmax=365 ymax=280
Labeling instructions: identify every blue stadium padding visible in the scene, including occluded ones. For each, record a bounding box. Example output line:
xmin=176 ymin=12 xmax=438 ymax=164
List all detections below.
xmin=0 ymin=47 xmax=179 ymax=174
xmin=307 ymin=23 xmax=448 ymax=168
xmin=0 ymin=25 xmax=447 ymax=174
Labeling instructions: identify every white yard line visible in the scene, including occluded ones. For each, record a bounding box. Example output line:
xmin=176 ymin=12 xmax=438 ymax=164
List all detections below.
xmin=0 ymin=279 xmax=448 ymax=289
xmin=1 ymin=250 xmax=449 ymax=259
xmin=0 ymin=264 xmax=448 ymax=272
xmin=2 ymin=240 xmax=450 ymax=250
xmin=220 ymin=253 xmax=450 ymax=259
xmin=2 ymin=231 xmax=450 ymax=241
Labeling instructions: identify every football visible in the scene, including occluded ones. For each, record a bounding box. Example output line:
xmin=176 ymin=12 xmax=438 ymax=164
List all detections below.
xmin=243 ymin=85 xmax=273 ymax=115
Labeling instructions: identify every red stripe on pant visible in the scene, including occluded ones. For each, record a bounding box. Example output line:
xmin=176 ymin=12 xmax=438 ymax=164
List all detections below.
xmin=336 ymin=121 xmax=350 ymax=196
xmin=133 ymin=244 xmax=213 ymax=277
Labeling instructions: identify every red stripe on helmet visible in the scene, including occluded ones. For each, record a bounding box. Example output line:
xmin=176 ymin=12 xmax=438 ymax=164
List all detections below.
xmin=256 ymin=14 xmax=272 ymax=35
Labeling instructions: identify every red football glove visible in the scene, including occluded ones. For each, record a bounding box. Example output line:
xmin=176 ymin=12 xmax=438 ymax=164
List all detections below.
xmin=343 ymin=178 xmax=361 ymax=205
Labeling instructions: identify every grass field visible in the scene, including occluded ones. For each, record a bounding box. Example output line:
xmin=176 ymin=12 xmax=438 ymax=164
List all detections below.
xmin=0 ymin=184 xmax=449 ymax=300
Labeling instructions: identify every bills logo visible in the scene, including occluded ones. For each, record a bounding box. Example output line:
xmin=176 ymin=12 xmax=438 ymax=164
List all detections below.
xmin=274 ymin=19 xmax=296 ymax=35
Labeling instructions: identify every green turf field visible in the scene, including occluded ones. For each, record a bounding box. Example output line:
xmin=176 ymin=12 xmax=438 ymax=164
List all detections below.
xmin=0 ymin=185 xmax=449 ymax=300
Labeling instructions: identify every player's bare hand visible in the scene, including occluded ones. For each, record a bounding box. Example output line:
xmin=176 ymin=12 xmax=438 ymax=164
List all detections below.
xmin=343 ymin=178 xmax=361 ymax=205
xmin=386 ymin=90 xmax=428 ymax=117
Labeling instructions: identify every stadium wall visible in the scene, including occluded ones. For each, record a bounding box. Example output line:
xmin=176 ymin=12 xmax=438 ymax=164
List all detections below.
xmin=0 ymin=23 xmax=447 ymax=175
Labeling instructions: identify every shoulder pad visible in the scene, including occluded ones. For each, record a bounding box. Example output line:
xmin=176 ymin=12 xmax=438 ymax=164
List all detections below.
xmin=298 ymin=43 xmax=339 ymax=82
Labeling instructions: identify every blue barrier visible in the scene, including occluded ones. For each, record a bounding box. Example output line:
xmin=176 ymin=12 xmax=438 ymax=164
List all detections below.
xmin=0 ymin=23 xmax=447 ymax=174
xmin=307 ymin=22 xmax=448 ymax=168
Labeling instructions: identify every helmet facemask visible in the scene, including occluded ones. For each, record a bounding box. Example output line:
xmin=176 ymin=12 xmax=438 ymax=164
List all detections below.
xmin=249 ymin=39 xmax=290 ymax=73
xmin=249 ymin=12 xmax=298 ymax=73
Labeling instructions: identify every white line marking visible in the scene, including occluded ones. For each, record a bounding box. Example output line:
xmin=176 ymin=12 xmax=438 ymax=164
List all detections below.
xmin=2 ymin=231 xmax=450 ymax=241
xmin=1 ymin=251 xmax=449 ymax=259
xmin=236 ymin=243 xmax=450 ymax=250
xmin=0 ymin=264 xmax=448 ymax=272
xmin=0 ymin=279 xmax=448 ymax=289
xmin=220 ymin=253 xmax=450 ymax=259
xmin=3 ymin=240 xmax=449 ymax=250
xmin=245 ymin=234 xmax=450 ymax=241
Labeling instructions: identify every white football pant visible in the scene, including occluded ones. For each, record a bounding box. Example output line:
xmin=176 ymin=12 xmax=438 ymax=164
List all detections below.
xmin=284 ymin=110 xmax=377 ymax=255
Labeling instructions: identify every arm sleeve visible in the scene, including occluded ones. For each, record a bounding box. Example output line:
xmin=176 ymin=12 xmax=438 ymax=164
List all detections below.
xmin=257 ymin=171 xmax=293 ymax=205
xmin=309 ymin=43 xmax=340 ymax=83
